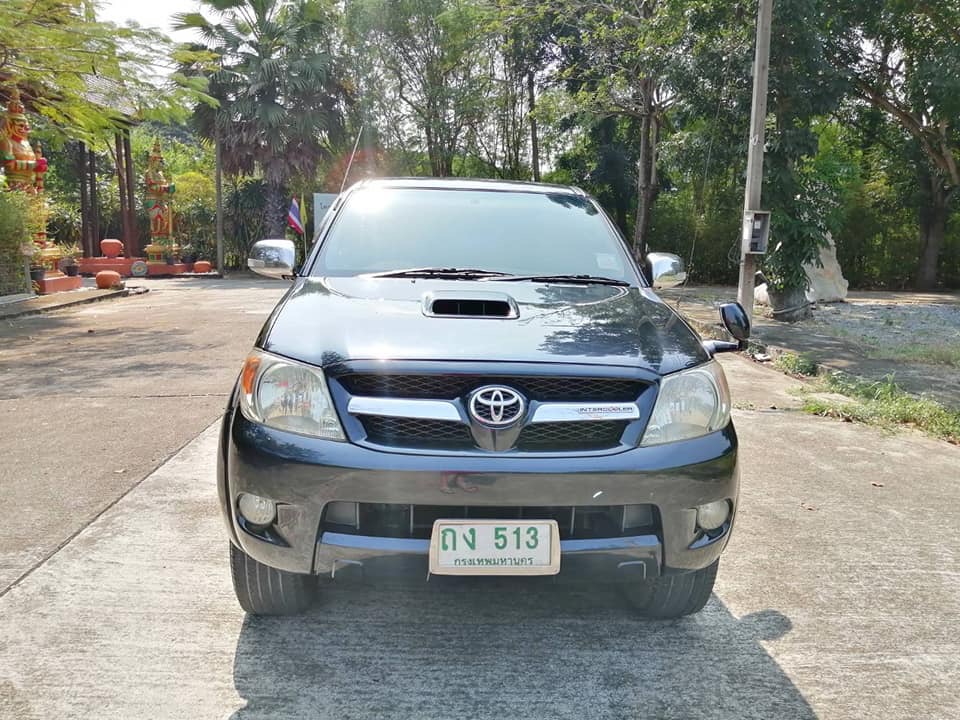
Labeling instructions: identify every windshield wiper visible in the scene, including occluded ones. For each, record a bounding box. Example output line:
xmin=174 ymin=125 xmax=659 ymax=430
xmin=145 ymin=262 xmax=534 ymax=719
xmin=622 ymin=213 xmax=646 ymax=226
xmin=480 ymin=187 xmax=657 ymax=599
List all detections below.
xmin=484 ymin=274 xmax=631 ymax=287
xmin=369 ymin=267 xmax=513 ymax=280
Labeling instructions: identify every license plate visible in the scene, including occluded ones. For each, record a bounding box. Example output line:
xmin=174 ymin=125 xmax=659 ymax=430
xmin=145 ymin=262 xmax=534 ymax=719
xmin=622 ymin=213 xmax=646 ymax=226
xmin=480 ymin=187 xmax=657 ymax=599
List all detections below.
xmin=428 ymin=519 xmax=561 ymax=576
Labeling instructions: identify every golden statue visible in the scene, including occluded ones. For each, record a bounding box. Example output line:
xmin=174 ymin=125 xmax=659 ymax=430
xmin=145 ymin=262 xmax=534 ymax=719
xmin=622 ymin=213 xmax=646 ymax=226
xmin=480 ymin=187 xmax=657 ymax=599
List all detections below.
xmin=1 ymin=89 xmax=47 ymax=193
xmin=2 ymin=88 xmax=57 ymax=270
xmin=144 ymin=139 xmax=177 ymax=262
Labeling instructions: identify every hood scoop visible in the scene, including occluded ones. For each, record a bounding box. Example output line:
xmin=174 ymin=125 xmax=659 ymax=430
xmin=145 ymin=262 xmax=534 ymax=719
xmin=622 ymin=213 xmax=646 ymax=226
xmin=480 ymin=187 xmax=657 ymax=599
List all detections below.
xmin=423 ymin=290 xmax=519 ymax=319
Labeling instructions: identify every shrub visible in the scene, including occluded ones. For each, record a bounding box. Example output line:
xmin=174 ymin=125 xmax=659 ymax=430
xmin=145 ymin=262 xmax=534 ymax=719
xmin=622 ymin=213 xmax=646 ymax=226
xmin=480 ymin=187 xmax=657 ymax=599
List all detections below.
xmin=0 ymin=192 xmax=36 ymax=296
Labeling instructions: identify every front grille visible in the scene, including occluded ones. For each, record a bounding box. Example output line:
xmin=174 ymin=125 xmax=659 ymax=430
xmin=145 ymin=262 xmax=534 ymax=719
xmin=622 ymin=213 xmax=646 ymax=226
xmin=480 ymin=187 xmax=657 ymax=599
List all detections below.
xmin=339 ymin=374 xmax=644 ymax=402
xmin=323 ymin=503 xmax=659 ymax=541
xmin=361 ymin=415 xmax=474 ymax=450
xmin=359 ymin=416 xmax=627 ymax=452
xmin=517 ymin=421 xmax=628 ymax=451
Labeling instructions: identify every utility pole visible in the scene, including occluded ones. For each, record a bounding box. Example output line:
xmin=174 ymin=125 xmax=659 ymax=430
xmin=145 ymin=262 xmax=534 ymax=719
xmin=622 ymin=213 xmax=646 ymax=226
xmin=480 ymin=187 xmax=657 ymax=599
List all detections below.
xmin=737 ymin=0 xmax=774 ymax=322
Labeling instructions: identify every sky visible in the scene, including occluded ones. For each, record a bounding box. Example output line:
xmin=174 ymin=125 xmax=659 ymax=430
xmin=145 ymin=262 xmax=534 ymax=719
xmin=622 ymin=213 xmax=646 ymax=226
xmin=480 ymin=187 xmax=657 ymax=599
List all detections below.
xmin=96 ymin=0 xmax=201 ymax=41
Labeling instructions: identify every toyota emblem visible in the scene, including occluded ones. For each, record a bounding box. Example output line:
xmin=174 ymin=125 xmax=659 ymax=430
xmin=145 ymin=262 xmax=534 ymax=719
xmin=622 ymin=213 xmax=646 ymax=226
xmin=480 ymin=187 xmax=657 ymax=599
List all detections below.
xmin=469 ymin=386 xmax=525 ymax=427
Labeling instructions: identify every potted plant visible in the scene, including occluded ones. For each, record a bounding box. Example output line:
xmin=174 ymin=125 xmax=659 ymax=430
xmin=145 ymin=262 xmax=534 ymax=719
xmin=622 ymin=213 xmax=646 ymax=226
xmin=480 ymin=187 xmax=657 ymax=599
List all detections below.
xmin=160 ymin=240 xmax=177 ymax=265
xmin=180 ymin=243 xmax=197 ymax=264
xmin=27 ymin=244 xmax=45 ymax=283
xmin=58 ymin=242 xmax=81 ymax=276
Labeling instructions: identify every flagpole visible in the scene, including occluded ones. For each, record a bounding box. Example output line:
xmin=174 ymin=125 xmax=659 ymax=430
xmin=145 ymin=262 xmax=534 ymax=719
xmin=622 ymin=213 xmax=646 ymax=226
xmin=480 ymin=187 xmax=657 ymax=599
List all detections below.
xmin=288 ymin=197 xmax=308 ymax=264
xmin=301 ymin=193 xmax=308 ymax=259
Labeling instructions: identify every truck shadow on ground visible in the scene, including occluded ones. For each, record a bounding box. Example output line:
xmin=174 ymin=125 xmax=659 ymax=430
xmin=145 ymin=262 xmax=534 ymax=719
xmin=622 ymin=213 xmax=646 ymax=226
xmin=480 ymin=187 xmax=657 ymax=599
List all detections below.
xmin=229 ymin=576 xmax=816 ymax=720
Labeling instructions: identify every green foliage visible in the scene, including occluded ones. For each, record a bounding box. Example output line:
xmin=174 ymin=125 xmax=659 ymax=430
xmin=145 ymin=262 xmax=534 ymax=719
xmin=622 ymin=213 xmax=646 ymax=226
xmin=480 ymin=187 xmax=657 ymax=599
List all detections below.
xmin=223 ymin=177 xmax=269 ymax=267
xmin=130 ymin=125 xmax=214 ymax=178
xmin=803 ymin=373 xmax=960 ymax=444
xmin=57 ymin=241 xmax=80 ymax=260
xmin=551 ymin=115 xmax=640 ymax=236
xmin=174 ymin=171 xmax=216 ymax=207
xmin=833 ymin=141 xmax=930 ymax=289
xmin=866 ymin=344 xmax=960 ymax=369
xmin=805 ymin=112 xmax=960 ymax=289
xmin=648 ymin=187 xmax=742 ymax=284
xmin=774 ymin=352 xmax=819 ymax=377
xmin=0 ymin=0 xmax=210 ymax=142
xmin=823 ymin=0 xmax=960 ymax=288
xmin=46 ymin=200 xmax=82 ymax=247
xmin=0 ymin=192 xmax=34 ymax=295
xmin=8 ymin=0 xmax=959 ymax=290
xmin=175 ymin=0 xmax=349 ymax=235
xmin=824 ymin=0 xmax=960 ymax=189
xmin=346 ymin=0 xmax=497 ymax=177
xmin=175 ymin=171 xmax=217 ymax=261
xmin=757 ymin=0 xmax=846 ymax=292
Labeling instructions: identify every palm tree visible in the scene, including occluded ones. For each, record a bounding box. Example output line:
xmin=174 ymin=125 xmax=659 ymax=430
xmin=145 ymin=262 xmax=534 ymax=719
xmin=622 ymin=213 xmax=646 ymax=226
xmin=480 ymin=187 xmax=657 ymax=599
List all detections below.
xmin=175 ymin=0 xmax=348 ymax=237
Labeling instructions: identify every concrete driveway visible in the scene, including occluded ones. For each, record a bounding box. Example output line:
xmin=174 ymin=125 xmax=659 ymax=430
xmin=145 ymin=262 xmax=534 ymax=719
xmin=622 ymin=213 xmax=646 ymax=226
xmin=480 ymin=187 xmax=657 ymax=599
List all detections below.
xmin=0 ymin=277 xmax=286 ymax=591
xmin=1 ymin=283 xmax=958 ymax=719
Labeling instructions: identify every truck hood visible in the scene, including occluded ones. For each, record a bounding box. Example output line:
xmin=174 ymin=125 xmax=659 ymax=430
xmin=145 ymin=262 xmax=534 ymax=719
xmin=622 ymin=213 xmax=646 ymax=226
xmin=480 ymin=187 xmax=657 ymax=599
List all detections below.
xmin=259 ymin=277 xmax=709 ymax=375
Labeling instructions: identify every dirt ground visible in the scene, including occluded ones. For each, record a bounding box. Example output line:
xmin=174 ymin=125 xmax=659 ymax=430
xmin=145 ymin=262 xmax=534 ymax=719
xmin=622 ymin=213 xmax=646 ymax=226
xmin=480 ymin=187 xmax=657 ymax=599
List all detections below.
xmin=663 ymin=286 xmax=960 ymax=409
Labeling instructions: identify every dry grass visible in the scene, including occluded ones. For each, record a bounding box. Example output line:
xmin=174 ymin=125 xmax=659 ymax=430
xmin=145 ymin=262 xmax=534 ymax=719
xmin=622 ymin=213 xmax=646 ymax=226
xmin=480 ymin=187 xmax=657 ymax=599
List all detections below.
xmin=866 ymin=344 xmax=960 ymax=368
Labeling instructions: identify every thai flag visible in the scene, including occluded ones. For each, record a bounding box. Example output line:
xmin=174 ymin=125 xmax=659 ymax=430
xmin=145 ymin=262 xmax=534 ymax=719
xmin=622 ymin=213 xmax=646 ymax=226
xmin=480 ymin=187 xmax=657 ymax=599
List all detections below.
xmin=287 ymin=197 xmax=305 ymax=235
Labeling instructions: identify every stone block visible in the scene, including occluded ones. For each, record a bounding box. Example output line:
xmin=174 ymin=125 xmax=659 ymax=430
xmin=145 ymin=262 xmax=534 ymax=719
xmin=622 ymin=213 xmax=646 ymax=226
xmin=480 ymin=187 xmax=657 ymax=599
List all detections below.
xmin=804 ymin=234 xmax=848 ymax=303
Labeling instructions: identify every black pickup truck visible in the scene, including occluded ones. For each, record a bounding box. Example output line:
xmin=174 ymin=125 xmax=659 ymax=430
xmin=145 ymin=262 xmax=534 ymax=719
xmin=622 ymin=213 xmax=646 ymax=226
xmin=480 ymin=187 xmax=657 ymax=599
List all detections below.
xmin=220 ymin=178 xmax=749 ymax=618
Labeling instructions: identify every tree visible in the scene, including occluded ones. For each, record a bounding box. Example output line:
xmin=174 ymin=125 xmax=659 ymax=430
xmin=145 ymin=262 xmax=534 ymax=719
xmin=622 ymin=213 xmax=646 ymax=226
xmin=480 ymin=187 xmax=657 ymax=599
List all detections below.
xmin=513 ymin=0 xmax=748 ymax=253
xmin=0 ymin=0 xmax=205 ymax=140
xmin=547 ymin=114 xmax=642 ymax=235
xmin=825 ymin=0 xmax=960 ymax=289
xmin=534 ymin=0 xmax=675 ymax=253
xmin=495 ymin=1 xmax=556 ymax=180
xmin=176 ymin=0 xmax=349 ymax=236
xmin=345 ymin=0 xmax=493 ymax=177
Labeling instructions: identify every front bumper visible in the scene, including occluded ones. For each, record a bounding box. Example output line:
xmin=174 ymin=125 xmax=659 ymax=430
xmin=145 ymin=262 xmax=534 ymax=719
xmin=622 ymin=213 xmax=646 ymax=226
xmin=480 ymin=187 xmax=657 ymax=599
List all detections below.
xmin=219 ymin=409 xmax=739 ymax=580
xmin=315 ymin=532 xmax=664 ymax=582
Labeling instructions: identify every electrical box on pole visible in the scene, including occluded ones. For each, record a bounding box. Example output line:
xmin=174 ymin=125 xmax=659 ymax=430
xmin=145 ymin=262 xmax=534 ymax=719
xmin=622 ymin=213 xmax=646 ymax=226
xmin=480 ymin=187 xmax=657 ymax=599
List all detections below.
xmin=741 ymin=210 xmax=771 ymax=254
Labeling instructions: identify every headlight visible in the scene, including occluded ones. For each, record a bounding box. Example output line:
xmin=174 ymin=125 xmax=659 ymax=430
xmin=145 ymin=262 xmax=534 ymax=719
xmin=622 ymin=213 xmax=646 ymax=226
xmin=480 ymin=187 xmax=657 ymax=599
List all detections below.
xmin=641 ymin=361 xmax=731 ymax=446
xmin=238 ymin=350 xmax=345 ymax=440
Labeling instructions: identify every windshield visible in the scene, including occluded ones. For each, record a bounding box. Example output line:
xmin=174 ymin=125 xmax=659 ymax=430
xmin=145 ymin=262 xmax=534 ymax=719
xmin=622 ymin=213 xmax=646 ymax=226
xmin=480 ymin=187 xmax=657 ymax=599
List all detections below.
xmin=311 ymin=187 xmax=637 ymax=282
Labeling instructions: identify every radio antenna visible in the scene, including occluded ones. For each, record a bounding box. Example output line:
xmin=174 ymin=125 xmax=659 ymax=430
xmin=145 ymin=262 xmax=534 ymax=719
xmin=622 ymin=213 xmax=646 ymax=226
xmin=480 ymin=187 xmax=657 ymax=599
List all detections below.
xmin=339 ymin=126 xmax=364 ymax=194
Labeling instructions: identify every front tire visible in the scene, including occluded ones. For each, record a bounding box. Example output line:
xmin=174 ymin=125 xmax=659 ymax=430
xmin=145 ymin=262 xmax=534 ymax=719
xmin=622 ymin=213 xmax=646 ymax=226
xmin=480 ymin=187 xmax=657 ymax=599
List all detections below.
xmin=625 ymin=560 xmax=719 ymax=619
xmin=229 ymin=543 xmax=315 ymax=615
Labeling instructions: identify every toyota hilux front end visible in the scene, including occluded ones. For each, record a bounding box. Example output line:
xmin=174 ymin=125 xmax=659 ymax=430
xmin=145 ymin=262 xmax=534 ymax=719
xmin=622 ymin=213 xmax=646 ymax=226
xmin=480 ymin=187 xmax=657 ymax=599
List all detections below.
xmin=220 ymin=178 xmax=750 ymax=618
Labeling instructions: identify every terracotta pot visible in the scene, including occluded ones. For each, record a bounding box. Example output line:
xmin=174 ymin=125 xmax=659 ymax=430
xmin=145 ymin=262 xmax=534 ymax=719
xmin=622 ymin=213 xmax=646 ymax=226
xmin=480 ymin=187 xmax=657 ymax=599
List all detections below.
xmin=193 ymin=260 xmax=212 ymax=273
xmin=95 ymin=270 xmax=122 ymax=289
xmin=100 ymin=239 xmax=123 ymax=259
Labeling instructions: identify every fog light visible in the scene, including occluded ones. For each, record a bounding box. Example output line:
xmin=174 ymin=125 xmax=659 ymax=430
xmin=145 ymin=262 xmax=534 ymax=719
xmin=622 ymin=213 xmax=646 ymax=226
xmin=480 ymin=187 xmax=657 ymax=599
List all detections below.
xmin=697 ymin=500 xmax=730 ymax=531
xmin=238 ymin=493 xmax=276 ymax=526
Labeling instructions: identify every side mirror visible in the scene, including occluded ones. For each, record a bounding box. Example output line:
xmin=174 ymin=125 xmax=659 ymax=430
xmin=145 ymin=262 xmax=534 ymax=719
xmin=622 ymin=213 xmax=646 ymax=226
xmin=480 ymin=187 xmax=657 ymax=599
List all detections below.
xmin=704 ymin=302 xmax=751 ymax=355
xmin=719 ymin=302 xmax=750 ymax=344
xmin=646 ymin=252 xmax=687 ymax=289
xmin=248 ymin=239 xmax=296 ymax=279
